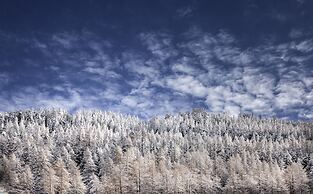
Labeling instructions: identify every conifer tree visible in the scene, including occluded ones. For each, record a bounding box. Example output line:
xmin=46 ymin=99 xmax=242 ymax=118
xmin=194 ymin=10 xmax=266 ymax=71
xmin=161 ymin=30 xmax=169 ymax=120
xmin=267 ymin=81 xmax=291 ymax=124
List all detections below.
xmin=19 ymin=165 xmax=34 ymax=194
xmin=284 ymin=162 xmax=309 ymax=194
xmin=54 ymin=158 xmax=71 ymax=194
xmin=81 ymin=147 xmax=96 ymax=193
xmin=69 ymin=167 xmax=86 ymax=194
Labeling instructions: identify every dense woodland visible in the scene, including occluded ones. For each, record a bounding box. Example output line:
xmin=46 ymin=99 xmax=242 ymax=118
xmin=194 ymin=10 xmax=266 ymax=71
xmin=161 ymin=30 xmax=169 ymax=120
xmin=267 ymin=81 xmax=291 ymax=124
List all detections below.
xmin=0 ymin=109 xmax=312 ymax=194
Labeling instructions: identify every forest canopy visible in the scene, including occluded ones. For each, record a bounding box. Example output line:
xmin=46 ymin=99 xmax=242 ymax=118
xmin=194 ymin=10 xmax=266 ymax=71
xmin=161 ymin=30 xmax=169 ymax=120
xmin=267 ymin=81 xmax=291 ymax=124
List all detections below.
xmin=0 ymin=109 xmax=312 ymax=193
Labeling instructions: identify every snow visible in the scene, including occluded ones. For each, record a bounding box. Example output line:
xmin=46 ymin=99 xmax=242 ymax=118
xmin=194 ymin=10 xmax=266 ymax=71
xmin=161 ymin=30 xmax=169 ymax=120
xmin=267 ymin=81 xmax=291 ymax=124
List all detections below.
xmin=0 ymin=183 xmax=8 ymax=194
xmin=0 ymin=109 xmax=312 ymax=193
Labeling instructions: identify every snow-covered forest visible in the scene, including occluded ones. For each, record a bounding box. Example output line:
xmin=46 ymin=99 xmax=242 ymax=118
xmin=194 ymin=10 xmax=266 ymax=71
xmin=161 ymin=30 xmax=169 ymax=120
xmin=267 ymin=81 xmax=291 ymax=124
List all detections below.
xmin=0 ymin=109 xmax=312 ymax=194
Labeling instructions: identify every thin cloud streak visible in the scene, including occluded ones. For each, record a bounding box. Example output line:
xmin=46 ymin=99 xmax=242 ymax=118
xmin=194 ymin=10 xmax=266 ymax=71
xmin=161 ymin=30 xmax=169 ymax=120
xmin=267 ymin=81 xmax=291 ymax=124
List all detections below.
xmin=0 ymin=28 xmax=312 ymax=120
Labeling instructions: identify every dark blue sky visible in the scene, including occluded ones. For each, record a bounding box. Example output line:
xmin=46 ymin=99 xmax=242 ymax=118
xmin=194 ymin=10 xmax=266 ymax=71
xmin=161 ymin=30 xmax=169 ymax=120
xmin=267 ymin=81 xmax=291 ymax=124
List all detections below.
xmin=0 ymin=0 xmax=312 ymax=120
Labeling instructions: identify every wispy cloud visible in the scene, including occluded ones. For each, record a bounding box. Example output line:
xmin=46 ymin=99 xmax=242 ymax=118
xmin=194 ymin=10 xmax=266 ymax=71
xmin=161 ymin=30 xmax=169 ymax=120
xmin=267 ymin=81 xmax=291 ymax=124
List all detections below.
xmin=176 ymin=6 xmax=194 ymax=18
xmin=0 ymin=73 xmax=9 ymax=88
xmin=163 ymin=75 xmax=207 ymax=98
xmin=0 ymin=27 xmax=312 ymax=120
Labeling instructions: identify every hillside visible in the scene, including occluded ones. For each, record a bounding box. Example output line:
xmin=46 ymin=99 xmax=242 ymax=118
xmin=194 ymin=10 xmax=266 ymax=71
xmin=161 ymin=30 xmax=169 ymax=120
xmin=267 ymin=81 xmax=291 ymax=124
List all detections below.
xmin=0 ymin=109 xmax=312 ymax=193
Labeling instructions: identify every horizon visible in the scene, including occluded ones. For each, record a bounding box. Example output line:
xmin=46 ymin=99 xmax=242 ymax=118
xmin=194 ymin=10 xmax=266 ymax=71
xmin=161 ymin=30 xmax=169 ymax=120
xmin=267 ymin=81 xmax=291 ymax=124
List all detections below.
xmin=0 ymin=108 xmax=311 ymax=123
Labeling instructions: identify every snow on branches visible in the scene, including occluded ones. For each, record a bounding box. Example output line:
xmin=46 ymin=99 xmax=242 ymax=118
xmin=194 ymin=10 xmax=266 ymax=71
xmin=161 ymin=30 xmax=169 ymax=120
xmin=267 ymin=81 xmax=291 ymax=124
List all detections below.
xmin=0 ymin=109 xmax=312 ymax=193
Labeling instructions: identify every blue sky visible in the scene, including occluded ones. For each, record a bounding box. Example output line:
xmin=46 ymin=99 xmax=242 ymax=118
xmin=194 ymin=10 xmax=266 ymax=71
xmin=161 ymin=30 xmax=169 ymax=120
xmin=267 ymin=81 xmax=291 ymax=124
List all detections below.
xmin=0 ymin=0 xmax=312 ymax=120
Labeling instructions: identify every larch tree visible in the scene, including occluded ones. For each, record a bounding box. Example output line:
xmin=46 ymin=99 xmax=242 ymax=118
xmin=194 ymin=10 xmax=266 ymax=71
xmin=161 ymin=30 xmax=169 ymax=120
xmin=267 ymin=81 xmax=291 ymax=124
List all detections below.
xmin=54 ymin=158 xmax=71 ymax=194
xmin=18 ymin=164 xmax=34 ymax=194
xmin=69 ymin=167 xmax=86 ymax=194
xmin=284 ymin=162 xmax=309 ymax=194
xmin=40 ymin=159 xmax=58 ymax=194
xmin=141 ymin=154 xmax=158 ymax=193
xmin=270 ymin=160 xmax=287 ymax=193
xmin=225 ymin=154 xmax=244 ymax=193
xmin=89 ymin=173 xmax=103 ymax=194
xmin=81 ymin=147 xmax=97 ymax=193
xmin=5 ymin=153 xmax=24 ymax=193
